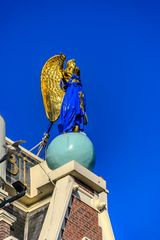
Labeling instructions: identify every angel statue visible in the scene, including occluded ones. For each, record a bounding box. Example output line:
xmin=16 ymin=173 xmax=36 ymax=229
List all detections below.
xmin=41 ymin=54 xmax=88 ymax=134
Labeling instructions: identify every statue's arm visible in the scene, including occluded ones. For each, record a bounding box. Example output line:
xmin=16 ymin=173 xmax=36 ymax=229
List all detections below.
xmin=60 ymin=68 xmax=72 ymax=91
xmin=60 ymin=72 xmax=68 ymax=91
xmin=60 ymin=79 xmax=67 ymax=91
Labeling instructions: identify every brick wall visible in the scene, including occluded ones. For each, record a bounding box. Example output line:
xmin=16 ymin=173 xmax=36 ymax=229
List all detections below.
xmin=0 ymin=220 xmax=10 ymax=240
xmin=62 ymin=197 xmax=102 ymax=240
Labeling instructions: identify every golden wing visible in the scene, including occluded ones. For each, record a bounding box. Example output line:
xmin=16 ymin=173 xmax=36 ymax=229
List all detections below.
xmin=41 ymin=54 xmax=66 ymax=122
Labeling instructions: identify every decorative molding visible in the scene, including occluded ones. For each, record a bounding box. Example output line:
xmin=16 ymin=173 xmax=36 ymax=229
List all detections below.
xmin=12 ymin=195 xmax=51 ymax=213
xmin=0 ymin=209 xmax=16 ymax=225
xmin=0 ymin=188 xmax=8 ymax=200
xmin=4 ymin=236 xmax=18 ymax=240
xmin=73 ymin=186 xmax=95 ymax=210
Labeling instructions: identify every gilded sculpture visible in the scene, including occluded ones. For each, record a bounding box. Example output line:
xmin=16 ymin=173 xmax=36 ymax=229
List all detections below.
xmin=41 ymin=54 xmax=88 ymax=134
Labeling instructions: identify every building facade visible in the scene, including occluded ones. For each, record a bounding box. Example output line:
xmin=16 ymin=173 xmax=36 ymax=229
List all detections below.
xmin=0 ymin=116 xmax=115 ymax=240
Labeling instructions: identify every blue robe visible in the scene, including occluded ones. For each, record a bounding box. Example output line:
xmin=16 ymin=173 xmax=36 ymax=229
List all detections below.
xmin=58 ymin=74 xmax=87 ymax=134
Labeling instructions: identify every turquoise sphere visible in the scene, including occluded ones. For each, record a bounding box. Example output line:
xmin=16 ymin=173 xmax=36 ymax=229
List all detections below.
xmin=46 ymin=132 xmax=95 ymax=171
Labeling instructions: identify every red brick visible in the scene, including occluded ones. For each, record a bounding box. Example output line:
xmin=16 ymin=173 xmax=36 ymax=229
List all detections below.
xmin=62 ymin=197 xmax=102 ymax=240
xmin=0 ymin=221 xmax=11 ymax=240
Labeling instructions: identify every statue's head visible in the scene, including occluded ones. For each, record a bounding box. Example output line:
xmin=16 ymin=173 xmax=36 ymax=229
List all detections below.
xmin=66 ymin=59 xmax=76 ymax=68
xmin=66 ymin=59 xmax=76 ymax=74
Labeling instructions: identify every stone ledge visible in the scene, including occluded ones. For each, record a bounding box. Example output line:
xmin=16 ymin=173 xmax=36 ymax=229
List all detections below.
xmin=30 ymin=160 xmax=107 ymax=198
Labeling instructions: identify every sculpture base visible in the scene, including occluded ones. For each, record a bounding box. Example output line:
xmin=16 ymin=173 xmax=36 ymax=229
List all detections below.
xmin=46 ymin=132 xmax=95 ymax=171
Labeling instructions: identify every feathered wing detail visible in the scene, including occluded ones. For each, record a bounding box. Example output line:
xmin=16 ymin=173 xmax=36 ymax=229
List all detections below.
xmin=41 ymin=54 xmax=66 ymax=122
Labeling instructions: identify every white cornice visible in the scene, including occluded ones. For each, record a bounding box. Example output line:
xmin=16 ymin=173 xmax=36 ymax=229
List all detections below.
xmin=30 ymin=160 xmax=107 ymax=198
xmin=0 ymin=209 xmax=16 ymax=225
xmin=4 ymin=236 xmax=18 ymax=240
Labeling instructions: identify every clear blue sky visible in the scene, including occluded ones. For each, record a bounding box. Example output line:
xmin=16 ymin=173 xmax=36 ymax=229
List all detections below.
xmin=0 ymin=0 xmax=160 ymax=239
